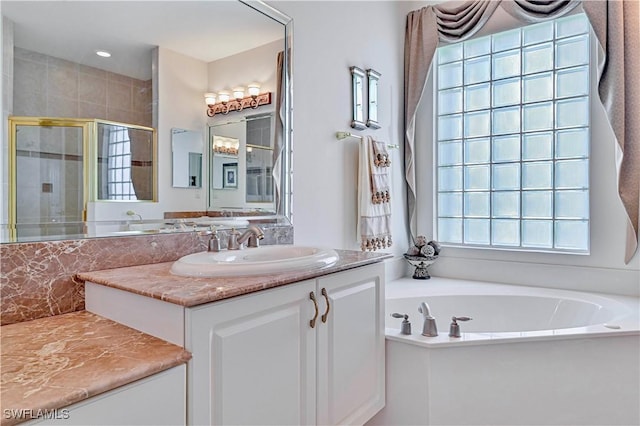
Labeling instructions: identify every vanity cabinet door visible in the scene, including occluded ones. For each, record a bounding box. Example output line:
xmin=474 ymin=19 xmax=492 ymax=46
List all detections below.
xmin=186 ymin=279 xmax=317 ymax=426
xmin=316 ymin=263 xmax=385 ymax=425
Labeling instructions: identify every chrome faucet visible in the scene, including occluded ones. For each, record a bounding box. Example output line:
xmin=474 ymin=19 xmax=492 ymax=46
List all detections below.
xmin=418 ymin=302 xmax=438 ymax=337
xmin=227 ymin=225 xmax=264 ymax=250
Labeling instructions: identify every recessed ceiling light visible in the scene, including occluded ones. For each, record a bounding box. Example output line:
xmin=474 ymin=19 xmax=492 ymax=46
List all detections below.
xmin=95 ymin=50 xmax=111 ymax=58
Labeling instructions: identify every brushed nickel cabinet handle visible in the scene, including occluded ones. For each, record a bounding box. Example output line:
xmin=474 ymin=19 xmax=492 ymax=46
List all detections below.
xmin=310 ymin=291 xmax=319 ymax=328
xmin=321 ymin=288 xmax=330 ymax=323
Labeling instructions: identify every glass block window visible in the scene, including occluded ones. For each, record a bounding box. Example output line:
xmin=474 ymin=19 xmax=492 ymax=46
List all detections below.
xmin=105 ymin=126 xmax=137 ymax=200
xmin=435 ymin=14 xmax=590 ymax=252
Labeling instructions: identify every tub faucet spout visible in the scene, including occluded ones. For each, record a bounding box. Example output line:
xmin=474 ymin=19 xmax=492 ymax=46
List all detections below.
xmin=418 ymin=302 xmax=438 ymax=337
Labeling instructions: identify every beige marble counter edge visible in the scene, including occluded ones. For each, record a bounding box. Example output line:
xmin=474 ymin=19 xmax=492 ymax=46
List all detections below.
xmin=0 ymin=310 xmax=192 ymax=426
xmin=77 ymin=249 xmax=391 ymax=307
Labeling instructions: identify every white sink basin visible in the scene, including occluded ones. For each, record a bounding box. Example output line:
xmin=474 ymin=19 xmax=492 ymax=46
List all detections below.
xmin=170 ymin=245 xmax=340 ymax=277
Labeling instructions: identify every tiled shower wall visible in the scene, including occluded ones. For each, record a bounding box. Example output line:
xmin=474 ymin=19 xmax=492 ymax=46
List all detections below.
xmin=13 ymin=47 xmax=152 ymax=127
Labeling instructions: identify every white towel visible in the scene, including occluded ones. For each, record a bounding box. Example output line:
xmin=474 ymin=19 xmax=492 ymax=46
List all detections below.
xmin=357 ymin=136 xmax=392 ymax=251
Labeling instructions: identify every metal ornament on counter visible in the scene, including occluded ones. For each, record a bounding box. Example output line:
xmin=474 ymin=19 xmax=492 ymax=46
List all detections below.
xmin=404 ymin=237 xmax=440 ymax=280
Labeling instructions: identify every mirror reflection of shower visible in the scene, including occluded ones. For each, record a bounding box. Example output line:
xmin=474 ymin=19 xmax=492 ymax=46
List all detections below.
xmin=8 ymin=118 xmax=156 ymax=241
xmin=10 ymin=118 xmax=88 ymax=239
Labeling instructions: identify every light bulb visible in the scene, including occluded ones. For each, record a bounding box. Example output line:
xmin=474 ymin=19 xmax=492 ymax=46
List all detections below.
xmin=218 ymin=92 xmax=230 ymax=103
xmin=248 ymin=84 xmax=260 ymax=97
xmin=233 ymin=87 xmax=245 ymax=100
xmin=204 ymin=93 xmax=216 ymax=105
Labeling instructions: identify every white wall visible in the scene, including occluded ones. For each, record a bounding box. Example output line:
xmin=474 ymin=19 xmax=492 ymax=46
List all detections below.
xmin=269 ymin=1 xmax=413 ymax=272
xmin=207 ymin=39 xmax=281 ymax=102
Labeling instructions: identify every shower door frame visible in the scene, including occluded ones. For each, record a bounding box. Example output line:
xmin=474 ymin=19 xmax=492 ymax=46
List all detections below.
xmin=8 ymin=117 xmax=93 ymax=241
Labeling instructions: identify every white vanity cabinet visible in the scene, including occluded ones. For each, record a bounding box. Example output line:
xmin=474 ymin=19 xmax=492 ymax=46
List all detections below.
xmin=28 ymin=366 xmax=186 ymax=425
xmin=186 ymin=263 xmax=385 ymax=426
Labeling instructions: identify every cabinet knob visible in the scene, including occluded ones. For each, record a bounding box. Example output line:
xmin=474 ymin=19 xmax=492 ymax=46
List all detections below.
xmin=309 ymin=291 xmax=319 ymax=328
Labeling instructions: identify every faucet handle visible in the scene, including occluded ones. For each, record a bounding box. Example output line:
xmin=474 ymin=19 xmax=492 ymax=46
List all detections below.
xmin=391 ymin=313 xmax=411 ymax=335
xmin=227 ymin=228 xmax=241 ymax=250
xmin=208 ymin=229 xmax=221 ymax=252
xmin=449 ymin=316 xmax=472 ymax=338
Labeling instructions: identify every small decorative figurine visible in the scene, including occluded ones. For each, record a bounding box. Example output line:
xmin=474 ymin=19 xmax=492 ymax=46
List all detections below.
xmin=403 ymin=237 xmax=440 ymax=279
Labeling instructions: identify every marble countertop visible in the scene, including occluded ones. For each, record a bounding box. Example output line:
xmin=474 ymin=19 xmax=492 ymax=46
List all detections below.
xmin=77 ymin=249 xmax=390 ymax=307
xmin=0 ymin=311 xmax=191 ymax=426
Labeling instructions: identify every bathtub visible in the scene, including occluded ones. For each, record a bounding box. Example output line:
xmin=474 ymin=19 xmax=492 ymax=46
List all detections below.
xmin=368 ymin=277 xmax=640 ymax=426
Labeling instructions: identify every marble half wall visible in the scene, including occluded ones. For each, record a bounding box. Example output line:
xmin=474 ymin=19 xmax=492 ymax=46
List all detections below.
xmin=0 ymin=225 xmax=293 ymax=325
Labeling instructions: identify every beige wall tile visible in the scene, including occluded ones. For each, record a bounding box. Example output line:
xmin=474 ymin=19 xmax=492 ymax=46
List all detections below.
xmin=78 ymin=101 xmax=107 ymax=120
xmin=14 ymin=57 xmax=47 ymax=96
xmin=47 ymin=95 xmax=78 ymax=117
xmin=48 ymin=65 xmax=78 ymax=99
xmin=107 ymin=81 xmax=132 ymax=111
xmin=14 ymin=90 xmax=47 ymax=116
xmin=78 ymin=73 xmax=107 ymax=105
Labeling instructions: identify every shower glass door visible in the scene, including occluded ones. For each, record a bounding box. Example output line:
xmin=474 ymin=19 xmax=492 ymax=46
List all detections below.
xmin=9 ymin=118 xmax=89 ymax=240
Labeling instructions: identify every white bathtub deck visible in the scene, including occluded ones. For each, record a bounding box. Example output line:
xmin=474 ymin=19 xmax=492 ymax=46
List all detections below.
xmin=385 ymin=276 xmax=640 ymax=347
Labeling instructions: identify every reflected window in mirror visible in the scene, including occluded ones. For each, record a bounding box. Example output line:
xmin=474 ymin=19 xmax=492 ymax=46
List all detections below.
xmin=246 ymin=114 xmax=274 ymax=203
xmin=97 ymin=121 xmax=155 ymax=201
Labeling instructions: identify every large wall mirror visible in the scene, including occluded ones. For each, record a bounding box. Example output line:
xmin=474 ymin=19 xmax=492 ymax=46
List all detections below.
xmin=1 ymin=0 xmax=292 ymax=242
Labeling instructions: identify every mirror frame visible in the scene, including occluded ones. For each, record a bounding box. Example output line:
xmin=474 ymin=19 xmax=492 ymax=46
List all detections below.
xmin=366 ymin=69 xmax=381 ymax=129
xmin=222 ymin=0 xmax=293 ymax=223
xmin=350 ymin=66 xmax=366 ymax=130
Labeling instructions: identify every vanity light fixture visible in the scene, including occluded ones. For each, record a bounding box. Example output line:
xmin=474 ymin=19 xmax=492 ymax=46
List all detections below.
xmin=205 ymin=84 xmax=271 ymax=117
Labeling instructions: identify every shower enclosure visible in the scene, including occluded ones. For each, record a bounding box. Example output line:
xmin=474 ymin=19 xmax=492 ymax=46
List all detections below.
xmin=7 ymin=117 xmax=155 ymax=241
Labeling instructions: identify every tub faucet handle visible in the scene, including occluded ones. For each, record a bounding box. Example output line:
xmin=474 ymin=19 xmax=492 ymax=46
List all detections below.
xmin=449 ymin=316 xmax=472 ymax=338
xmin=453 ymin=316 xmax=472 ymax=322
xmin=391 ymin=313 xmax=411 ymax=335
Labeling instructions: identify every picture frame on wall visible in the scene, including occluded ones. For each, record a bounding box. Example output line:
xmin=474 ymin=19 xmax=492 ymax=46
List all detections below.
xmin=223 ymin=163 xmax=238 ymax=188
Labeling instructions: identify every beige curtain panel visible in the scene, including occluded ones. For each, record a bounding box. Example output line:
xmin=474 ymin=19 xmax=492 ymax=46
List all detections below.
xmin=273 ymin=50 xmax=285 ymax=215
xmin=404 ymin=0 xmax=639 ymax=263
